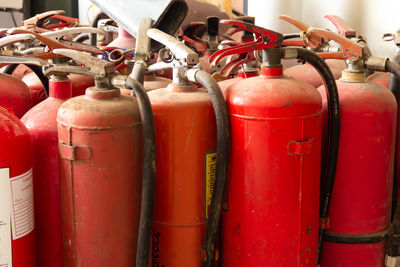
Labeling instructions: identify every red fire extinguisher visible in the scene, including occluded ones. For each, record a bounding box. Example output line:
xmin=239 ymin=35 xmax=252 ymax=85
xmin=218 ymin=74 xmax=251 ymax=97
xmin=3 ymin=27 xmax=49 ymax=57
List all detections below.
xmin=139 ymin=27 xmax=229 ymax=267
xmin=307 ymin=27 xmax=400 ymax=266
xmin=50 ymin=47 xmax=156 ymax=266
xmin=21 ymin=69 xmax=73 ymax=267
xmin=0 ymin=56 xmax=42 ymax=267
xmin=209 ymin=20 xmax=340 ymax=266
xmin=279 ymin=14 xmax=347 ymax=88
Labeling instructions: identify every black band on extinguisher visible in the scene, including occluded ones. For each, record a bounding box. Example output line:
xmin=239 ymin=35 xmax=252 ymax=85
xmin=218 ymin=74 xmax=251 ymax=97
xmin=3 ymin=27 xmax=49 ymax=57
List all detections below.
xmin=323 ymin=229 xmax=389 ymax=244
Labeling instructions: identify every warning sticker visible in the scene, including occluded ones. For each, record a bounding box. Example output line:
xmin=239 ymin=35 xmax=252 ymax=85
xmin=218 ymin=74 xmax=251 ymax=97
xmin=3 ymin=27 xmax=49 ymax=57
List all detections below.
xmin=205 ymin=152 xmax=217 ymax=220
xmin=10 ymin=169 xmax=34 ymax=240
xmin=0 ymin=168 xmax=12 ymax=267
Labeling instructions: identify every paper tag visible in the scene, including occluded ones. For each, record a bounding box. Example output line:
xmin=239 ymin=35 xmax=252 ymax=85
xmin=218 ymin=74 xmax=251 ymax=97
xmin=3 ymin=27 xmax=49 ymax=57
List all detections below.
xmin=0 ymin=168 xmax=12 ymax=267
xmin=10 ymin=169 xmax=34 ymax=240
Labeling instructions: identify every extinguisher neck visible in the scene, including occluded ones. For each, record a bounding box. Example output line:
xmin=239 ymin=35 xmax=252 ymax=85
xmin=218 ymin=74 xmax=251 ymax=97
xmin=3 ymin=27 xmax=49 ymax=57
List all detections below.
xmin=261 ymin=47 xmax=283 ymax=77
xmin=172 ymin=66 xmax=193 ymax=87
xmin=49 ymin=76 xmax=72 ymax=99
xmin=340 ymin=59 xmax=366 ymax=82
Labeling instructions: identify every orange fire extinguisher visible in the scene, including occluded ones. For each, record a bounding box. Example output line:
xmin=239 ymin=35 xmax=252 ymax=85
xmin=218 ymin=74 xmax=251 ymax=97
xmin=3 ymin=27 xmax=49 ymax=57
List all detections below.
xmin=47 ymin=46 xmax=156 ymax=267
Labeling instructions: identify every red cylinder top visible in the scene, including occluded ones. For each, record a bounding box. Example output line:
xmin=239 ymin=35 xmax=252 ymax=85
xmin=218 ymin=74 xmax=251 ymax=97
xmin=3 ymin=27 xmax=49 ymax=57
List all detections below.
xmin=260 ymin=67 xmax=283 ymax=77
xmin=228 ymin=72 xmax=322 ymax=119
xmin=49 ymin=78 xmax=72 ymax=99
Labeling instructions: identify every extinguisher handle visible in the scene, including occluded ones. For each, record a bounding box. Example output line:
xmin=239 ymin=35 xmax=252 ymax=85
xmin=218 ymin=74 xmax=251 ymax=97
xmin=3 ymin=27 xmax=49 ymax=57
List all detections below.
xmin=308 ymin=27 xmax=365 ymax=60
xmin=52 ymin=48 xmax=115 ymax=77
xmin=22 ymin=10 xmax=66 ymax=31
xmin=208 ymin=20 xmax=283 ymax=65
xmin=7 ymin=28 xmax=105 ymax=55
xmin=45 ymin=14 xmax=79 ymax=29
xmin=147 ymin=28 xmax=199 ymax=65
xmin=0 ymin=33 xmax=36 ymax=48
xmin=8 ymin=28 xmax=68 ymax=50
xmin=324 ymin=15 xmax=356 ymax=38
xmin=277 ymin=14 xmax=310 ymax=32
xmin=181 ymin=22 xmax=207 ymax=52
xmin=221 ymin=19 xmax=282 ymax=45
xmin=42 ymin=27 xmax=105 ymax=40
xmin=278 ymin=14 xmax=325 ymax=48
xmin=0 ymin=55 xmax=48 ymax=66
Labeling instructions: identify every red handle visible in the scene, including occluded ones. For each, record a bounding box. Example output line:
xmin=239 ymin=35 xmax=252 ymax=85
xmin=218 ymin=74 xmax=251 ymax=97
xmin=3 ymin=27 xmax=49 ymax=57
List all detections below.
xmin=324 ymin=15 xmax=356 ymax=38
xmin=208 ymin=20 xmax=283 ymax=64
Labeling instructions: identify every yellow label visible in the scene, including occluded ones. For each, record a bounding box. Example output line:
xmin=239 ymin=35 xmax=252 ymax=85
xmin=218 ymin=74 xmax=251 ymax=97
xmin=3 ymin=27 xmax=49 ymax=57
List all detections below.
xmin=205 ymin=152 xmax=217 ymax=220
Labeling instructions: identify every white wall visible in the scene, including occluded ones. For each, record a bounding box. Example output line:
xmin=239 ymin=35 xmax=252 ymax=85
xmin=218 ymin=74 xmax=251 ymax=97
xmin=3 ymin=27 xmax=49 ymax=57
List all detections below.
xmin=249 ymin=0 xmax=400 ymax=59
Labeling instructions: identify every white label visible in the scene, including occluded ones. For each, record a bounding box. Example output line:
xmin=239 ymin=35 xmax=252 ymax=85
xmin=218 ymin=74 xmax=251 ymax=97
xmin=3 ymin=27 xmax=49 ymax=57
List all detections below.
xmin=10 ymin=169 xmax=34 ymax=240
xmin=0 ymin=168 xmax=12 ymax=267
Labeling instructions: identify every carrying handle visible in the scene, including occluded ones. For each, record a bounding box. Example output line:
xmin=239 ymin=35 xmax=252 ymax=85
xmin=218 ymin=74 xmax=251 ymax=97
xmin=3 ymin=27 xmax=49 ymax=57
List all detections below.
xmin=23 ymin=10 xmax=65 ymax=29
xmin=324 ymin=15 xmax=356 ymax=38
xmin=0 ymin=34 xmax=36 ymax=49
xmin=147 ymin=28 xmax=199 ymax=65
xmin=50 ymin=48 xmax=115 ymax=77
xmin=42 ymin=27 xmax=105 ymax=39
xmin=308 ymin=28 xmax=364 ymax=60
xmin=278 ymin=14 xmax=325 ymax=47
xmin=0 ymin=55 xmax=48 ymax=66
xmin=208 ymin=20 xmax=283 ymax=65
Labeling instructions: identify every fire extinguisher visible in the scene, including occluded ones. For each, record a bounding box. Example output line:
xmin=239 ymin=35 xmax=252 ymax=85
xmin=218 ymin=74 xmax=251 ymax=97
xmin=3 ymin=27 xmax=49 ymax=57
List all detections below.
xmin=49 ymin=43 xmax=156 ymax=266
xmin=306 ymin=27 xmax=400 ymax=266
xmin=21 ymin=61 xmax=73 ymax=267
xmin=209 ymin=20 xmax=340 ymax=266
xmin=125 ymin=26 xmax=229 ymax=267
xmin=278 ymin=14 xmax=347 ymax=88
xmin=0 ymin=56 xmax=48 ymax=267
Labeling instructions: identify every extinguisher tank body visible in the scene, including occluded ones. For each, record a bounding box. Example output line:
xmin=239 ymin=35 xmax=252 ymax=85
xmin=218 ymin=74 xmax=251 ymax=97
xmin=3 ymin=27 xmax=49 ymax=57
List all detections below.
xmin=284 ymin=59 xmax=346 ymax=88
xmin=57 ymin=88 xmax=142 ymax=266
xmin=222 ymin=69 xmax=322 ymax=266
xmin=148 ymin=83 xmax=217 ymax=266
xmin=0 ymin=73 xmax=32 ymax=118
xmin=318 ymin=77 xmax=397 ymax=267
xmin=367 ymin=72 xmax=391 ymax=88
xmin=21 ymin=77 xmax=72 ymax=267
xmin=0 ymin=107 xmax=35 ymax=267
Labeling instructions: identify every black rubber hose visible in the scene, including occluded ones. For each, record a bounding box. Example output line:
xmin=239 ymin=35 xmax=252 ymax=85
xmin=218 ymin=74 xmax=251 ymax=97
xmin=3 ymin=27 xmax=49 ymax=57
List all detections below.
xmin=283 ymin=33 xmax=302 ymax=40
xmin=387 ymin=55 xmax=400 ymax=221
xmin=125 ymin=69 xmax=156 ymax=267
xmin=293 ymin=47 xmax=340 ymax=262
xmin=192 ymin=70 xmax=230 ymax=267
xmin=1 ymin=64 xmax=49 ymax=96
